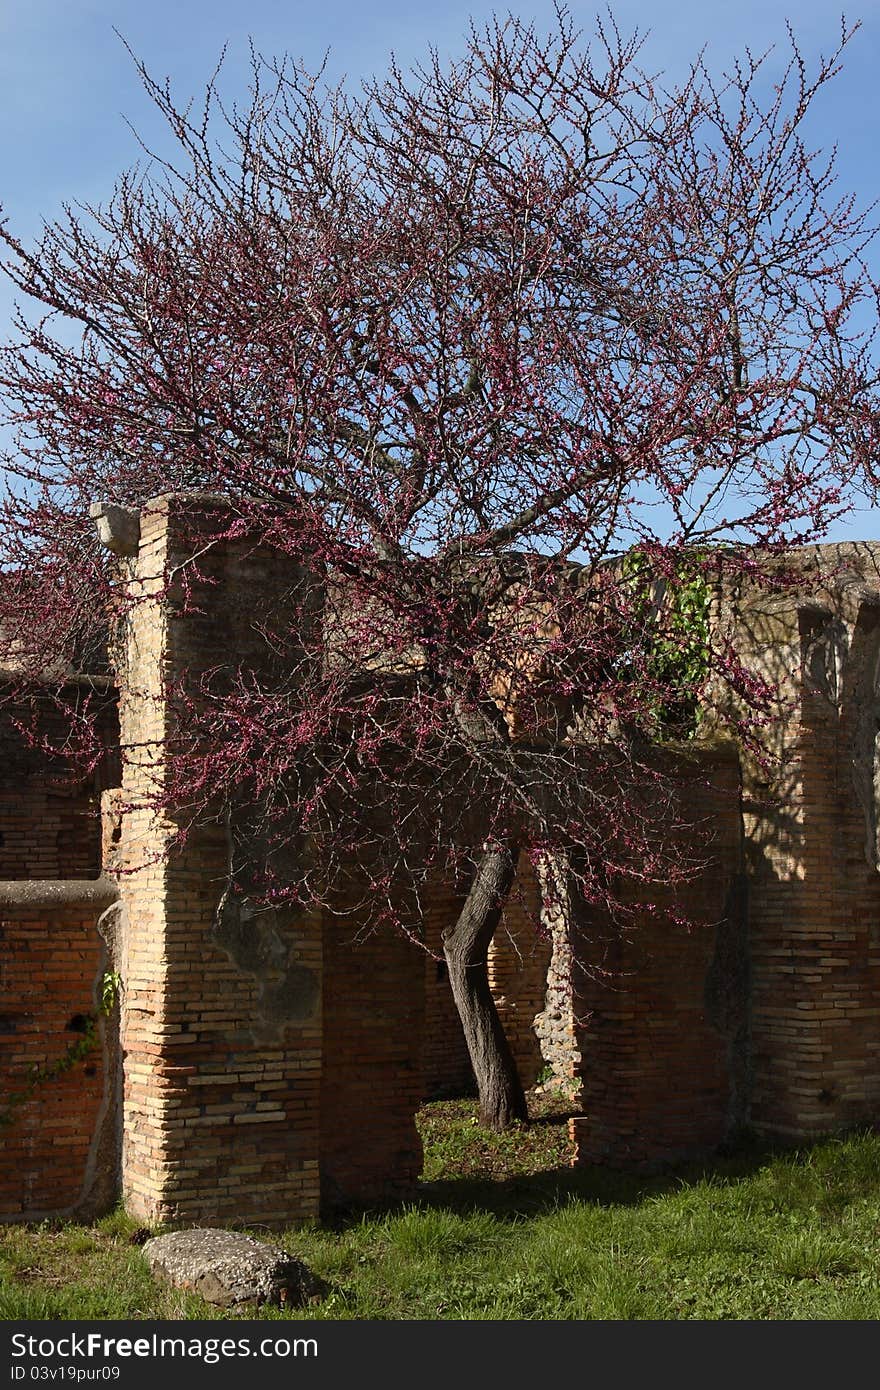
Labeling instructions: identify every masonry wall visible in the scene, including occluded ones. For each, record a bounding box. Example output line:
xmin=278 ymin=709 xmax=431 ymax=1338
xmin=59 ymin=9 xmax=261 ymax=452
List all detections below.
xmin=0 ymin=688 xmax=113 ymax=880
xmin=113 ymin=495 xmax=324 ymax=1226
xmin=0 ymin=684 xmax=121 ymax=1220
xmin=533 ymin=881 xmax=582 ymax=1096
xmin=111 ymin=494 xmax=445 ymax=1224
xmin=489 ymin=861 xmax=552 ymax=1091
xmin=320 ymin=894 xmax=425 ymax=1208
xmin=0 ymin=902 xmax=111 ymax=1217
xmin=423 ymin=883 xmax=473 ymax=1100
xmin=733 ymin=548 xmax=880 ymax=1139
xmin=13 ymin=524 xmax=880 ymax=1217
xmin=570 ymin=747 xmax=747 ymax=1169
xmin=422 ymin=862 xmax=552 ymax=1102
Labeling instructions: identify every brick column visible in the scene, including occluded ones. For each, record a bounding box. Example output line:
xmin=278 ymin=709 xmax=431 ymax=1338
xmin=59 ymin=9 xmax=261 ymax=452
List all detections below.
xmin=744 ymin=592 xmax=880 ymax=1137
xmin=112 ymin=493 xmax=322 ymax=1226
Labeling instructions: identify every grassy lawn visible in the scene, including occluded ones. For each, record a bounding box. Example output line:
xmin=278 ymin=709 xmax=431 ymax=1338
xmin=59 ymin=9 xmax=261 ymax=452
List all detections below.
xmin=3 ymin=1091 xmax=880 ymax=1320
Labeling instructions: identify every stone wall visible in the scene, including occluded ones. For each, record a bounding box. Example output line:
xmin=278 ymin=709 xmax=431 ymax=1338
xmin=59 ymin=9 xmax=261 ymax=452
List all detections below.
xmin=533 ymin=862 xmax=582 ymax=1096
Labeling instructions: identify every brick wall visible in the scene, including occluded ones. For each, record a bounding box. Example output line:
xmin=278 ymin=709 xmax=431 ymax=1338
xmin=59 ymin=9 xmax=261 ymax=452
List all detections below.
xmin=114 ymin=495 xmax=324 ymax=1226
xmin=12 ymin=521 xmax=880 ymax=1216
xmin=733 ymin=549 xmax=880 ymax=1138
xmin=422 ymin=881 xmax=474 ymax=1100
xmin=570 ymin=746 xmax=747 ymax=1169
xmin=320 ymin=892 xmax=425 ymax=1209
xmin=420 ymin=861 xmax=553 ymax=1101
xmin=110 ymin=494 xmax=445 ymax=1224
xmin=488 ymin=860 xmax=552 ymax=1090
xmin=0 ymin=904 xmax=110 ymax=1217
xmin=0 ymin=688 xmax=120 ymax=1220
xmin=0 ymin=688 xmax=115 ymax=880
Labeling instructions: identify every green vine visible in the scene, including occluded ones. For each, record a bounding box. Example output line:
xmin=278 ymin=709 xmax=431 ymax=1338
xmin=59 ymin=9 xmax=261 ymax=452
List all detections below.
xmin=0 ymin=969 xmax=121 ymax=1129
xmin=621 ymin=548 xmax=711 ymax=739
xmin=101 ymin=969 xmax=122 ymax=1016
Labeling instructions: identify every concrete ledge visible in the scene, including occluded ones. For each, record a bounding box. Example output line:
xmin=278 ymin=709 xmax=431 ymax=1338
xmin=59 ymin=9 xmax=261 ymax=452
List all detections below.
xmin=0 ymin=877 xmax=119 ymax=910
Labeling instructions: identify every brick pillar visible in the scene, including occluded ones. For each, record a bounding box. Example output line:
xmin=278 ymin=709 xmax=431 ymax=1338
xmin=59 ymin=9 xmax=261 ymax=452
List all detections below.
xmin=746 ymin=597 xmax=880 ymax=1137
xmin=112 ymin=493 xmax=322 ymax=1226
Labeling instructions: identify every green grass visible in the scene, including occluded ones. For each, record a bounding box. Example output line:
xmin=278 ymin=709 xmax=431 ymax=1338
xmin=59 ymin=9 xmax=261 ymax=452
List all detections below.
xmin=4 ymin=1092 xmax=880 ymax=1320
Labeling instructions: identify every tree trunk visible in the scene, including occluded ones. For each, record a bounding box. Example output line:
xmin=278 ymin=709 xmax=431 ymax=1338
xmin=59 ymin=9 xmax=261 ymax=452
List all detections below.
xmin=442 ymin=839 xmax=529 ymax=1130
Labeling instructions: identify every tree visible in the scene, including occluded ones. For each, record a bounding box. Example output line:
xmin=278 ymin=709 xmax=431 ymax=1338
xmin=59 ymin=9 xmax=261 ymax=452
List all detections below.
xmin=0 ymin=10 xmax=878 ymax=1127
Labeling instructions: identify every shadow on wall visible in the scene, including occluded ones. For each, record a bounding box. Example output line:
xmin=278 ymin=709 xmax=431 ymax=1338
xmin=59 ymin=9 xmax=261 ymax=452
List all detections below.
xmin=746 ymin=577 xmax=880 ymax=1138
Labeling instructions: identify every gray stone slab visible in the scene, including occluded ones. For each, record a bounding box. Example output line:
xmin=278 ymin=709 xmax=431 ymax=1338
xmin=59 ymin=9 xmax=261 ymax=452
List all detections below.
xmin=142 ymin=1227 xmax=324 ymax=1308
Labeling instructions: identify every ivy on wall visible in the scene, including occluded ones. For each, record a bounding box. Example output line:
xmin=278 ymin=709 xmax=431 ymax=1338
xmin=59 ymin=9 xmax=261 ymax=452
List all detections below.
xmin=0 ymin=970 xmax=121 ymax=1129
xmin=621 ymin=548 xmax=711 ymax=740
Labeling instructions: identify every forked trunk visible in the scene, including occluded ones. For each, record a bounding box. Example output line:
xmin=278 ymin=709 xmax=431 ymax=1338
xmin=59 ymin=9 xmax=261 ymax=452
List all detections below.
xmin=442 ymin=839 xmax=528 ymax=1130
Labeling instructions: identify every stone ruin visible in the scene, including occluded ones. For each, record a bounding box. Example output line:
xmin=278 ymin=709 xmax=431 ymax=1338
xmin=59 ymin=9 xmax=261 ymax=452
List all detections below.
xmin=3 ymin=492 xmax=880 ymax=1226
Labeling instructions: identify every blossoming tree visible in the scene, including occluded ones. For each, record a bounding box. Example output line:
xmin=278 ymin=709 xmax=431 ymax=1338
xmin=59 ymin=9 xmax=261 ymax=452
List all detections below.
xmin=1 ymin=11 xmax=878 ymax=1125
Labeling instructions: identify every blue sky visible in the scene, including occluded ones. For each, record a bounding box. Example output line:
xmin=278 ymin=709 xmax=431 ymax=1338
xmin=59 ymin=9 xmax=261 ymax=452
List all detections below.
xmin=1 ymin=0 xmax=879 ymax=538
